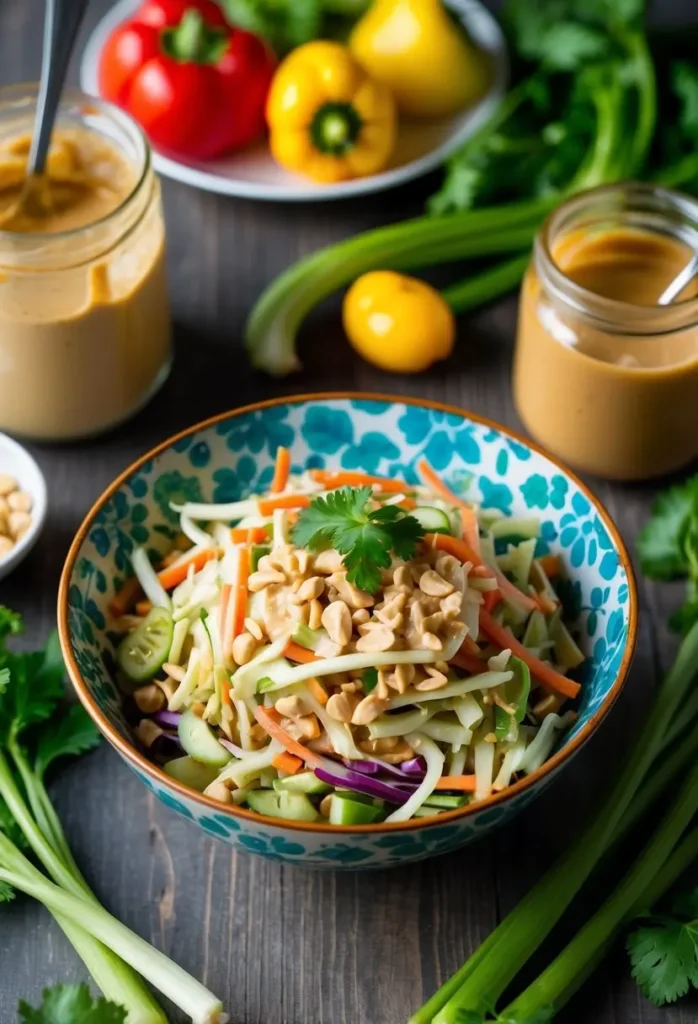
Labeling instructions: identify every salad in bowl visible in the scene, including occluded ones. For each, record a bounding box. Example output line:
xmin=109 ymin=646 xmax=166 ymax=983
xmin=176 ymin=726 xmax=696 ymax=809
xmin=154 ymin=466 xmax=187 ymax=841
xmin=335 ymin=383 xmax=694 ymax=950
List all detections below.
xmin=112 ymin=452 xmax=585 ymax=827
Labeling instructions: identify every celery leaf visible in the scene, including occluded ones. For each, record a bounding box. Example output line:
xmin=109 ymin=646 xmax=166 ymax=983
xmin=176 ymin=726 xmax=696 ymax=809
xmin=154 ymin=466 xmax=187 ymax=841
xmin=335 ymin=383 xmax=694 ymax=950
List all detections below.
xmin=0 ymin=880 xmax=14 ymax=903
xmin=18 ymin=983 xmax=127 ymax=1023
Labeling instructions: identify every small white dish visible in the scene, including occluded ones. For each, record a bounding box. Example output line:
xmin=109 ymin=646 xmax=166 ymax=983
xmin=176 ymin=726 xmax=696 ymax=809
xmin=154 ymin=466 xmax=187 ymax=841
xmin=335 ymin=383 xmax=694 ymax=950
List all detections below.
xmin=80 ymin=0 xmax=508 ymax=203
xmin=0 ymin=433 xmax=47 ymax=581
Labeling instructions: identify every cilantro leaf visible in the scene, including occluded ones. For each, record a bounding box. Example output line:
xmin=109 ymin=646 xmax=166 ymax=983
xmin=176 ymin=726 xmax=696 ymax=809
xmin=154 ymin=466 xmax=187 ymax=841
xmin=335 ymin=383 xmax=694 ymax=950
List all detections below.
xmin=34 ymin=704 xmax=101 ymax=781
xmin=0 ymin=607 xmax=22 ymax=645
xmin=637 ymin=479 xmax=698 ymax=580
xmin=223 ymin=0 xmax=321 ymax=55
xmin=0 ymin=631 xmax=66 ymax=744
xmin=291 ymin=487 xmax=424 ymax=594
xmin=18 ymin=983 xmax=127 ymax=1024
xmin=0 ymin=880 xmax=14 ymax=903
xmin=627 ymin=915 xmax=698 ymax=1005
xmin=362 ymin=668 xmax=378 ymax=693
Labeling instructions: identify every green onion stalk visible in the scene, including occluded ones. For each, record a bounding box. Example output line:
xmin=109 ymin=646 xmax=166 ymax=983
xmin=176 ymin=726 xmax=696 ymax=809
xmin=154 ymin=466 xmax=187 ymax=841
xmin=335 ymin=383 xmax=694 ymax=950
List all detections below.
xmin=0 ymin=749 xmax=168 ymax=1024
xmin=411 ymin=618 xmax=698 ymax=1024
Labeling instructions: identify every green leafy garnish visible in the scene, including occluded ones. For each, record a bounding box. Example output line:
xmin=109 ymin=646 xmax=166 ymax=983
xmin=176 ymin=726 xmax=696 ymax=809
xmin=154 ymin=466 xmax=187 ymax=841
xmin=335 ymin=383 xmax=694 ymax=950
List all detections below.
xmin=34 ymin=704 xmax=101 ymax=781
xmin=0 ymin=879 xmax=14 ymax=902
xmin=362 ymin=668 xmax=378 ymax=694
xmin=18 ymin=983 xmax=127 ymax=1024
xmin=637 ymin=476 xmax=698 ymax=632
xmin=627 ymin=888 xmax=698 ymax=1005
xmin=291 ymin=486 xmax=424 ymax=594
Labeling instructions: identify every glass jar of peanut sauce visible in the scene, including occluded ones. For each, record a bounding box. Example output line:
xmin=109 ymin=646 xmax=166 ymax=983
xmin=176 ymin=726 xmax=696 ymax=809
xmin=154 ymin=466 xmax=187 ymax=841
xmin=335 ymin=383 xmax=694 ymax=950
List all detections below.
xmin=513 ymin=183 xmax=698 ymax=480
xmin=0 ymin=86 xmax=172 ymax=441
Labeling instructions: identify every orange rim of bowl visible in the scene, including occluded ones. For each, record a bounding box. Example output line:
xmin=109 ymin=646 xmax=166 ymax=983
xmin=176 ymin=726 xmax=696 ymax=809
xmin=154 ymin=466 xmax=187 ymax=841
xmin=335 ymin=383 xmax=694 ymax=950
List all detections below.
xmin=58 ymin=392 xmax=638 ymax=836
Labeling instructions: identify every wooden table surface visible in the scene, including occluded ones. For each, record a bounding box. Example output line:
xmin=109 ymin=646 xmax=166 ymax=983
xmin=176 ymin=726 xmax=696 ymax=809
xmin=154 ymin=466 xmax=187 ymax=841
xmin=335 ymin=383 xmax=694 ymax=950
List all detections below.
xmin=2 ymin=2 xmax=698 ymax=1022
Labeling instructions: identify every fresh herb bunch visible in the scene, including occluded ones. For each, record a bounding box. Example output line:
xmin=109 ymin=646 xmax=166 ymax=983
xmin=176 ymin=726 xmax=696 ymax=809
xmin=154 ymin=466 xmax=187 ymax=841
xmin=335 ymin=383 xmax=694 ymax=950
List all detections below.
xmin=637 ymin=475 xmax=698 ymax=632
xmin=628 ymin=888 xmax=698 ymax=1005
xmin=223 ymin=0 xmax=368 ymax=55
xmin=291 ymin=485 xmax=424 ymax=593
xmin=18 ymin=983 xmax=127 ymax=1024
xmin=0 ymin=608 xmax=223 ymax=1024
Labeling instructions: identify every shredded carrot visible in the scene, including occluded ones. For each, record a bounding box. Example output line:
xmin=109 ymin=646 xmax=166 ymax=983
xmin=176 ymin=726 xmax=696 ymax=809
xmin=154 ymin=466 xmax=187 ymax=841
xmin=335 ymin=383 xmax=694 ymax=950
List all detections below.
xmin=536 ymin=591 xmax=559 ymax=615
xmin=254 ymin=706 xmax=323 ymax=768
xmin=158 ymin=548 xmax=219 ymax=591
xmin=450 ymin=649 xmax=487 ymax=675
xmin=270 ymin=446 xmax=291 ymax=493
xmin=398 ymin=497 xmax=417 ymax=510
xmin=230 ymin=526 xmax=268 ymax=544
xmin=258 ymin=494 xmax=311 ymax=516
xmin=434 ymin=775 xmax=477 ymax=792
xmin=427 ymin=533 xmax=539 ymax=613
xmin=460 ymin=506 xmax=481 ymax=556
xmin=283 ymin=641 xmax=321 ymax=664
xmin=538 ymin=554 xmax=561 ymax=579
xmin=222 ymin=546 xmax=250 ymax=665
xmin=479 ymin=609 xmax=581 ymax=700
xmin=272 ymin=751 xmax=303 ymax=775
xmin=483 ymin=588 xmax=502 ymax=613
xmin=219 ymin=583 xmax=232 ymax=644
xmin=416 ymin=458 xmax=482 ymax=555
xmin=108 ymin=576 xmax=142 ymax=618
xmin=307 ymin=678 xmax=328 ymax=705
xmin=309 ymin=469 xmax=408 ymax=493
xmin=462 ymin=635 xmax=482 ymax=656
xmin=135 ymin=599 xmax=152 ymax=617
xmin=232 ymin=547 xmax=250 ymax=637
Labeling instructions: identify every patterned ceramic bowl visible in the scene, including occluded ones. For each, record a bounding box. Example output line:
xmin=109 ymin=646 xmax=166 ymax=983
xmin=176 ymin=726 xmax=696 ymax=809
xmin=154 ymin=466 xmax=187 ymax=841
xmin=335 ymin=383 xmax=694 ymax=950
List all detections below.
xmin=58 ymin=395 xmax=637 ymax=868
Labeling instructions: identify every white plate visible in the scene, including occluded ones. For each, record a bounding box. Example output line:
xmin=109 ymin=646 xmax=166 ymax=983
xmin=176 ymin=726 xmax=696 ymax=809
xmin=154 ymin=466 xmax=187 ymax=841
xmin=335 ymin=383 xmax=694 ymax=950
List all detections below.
xmin=80 ymin=0 xmax=507 ymax=202
xmin=0 ymin=434 xmax=47 ymax=582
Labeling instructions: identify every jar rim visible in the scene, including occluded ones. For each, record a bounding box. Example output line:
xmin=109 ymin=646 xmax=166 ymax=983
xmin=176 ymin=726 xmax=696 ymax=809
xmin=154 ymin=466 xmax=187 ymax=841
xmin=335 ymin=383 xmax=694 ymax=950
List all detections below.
xmin=535 ymin=181 xmax=698 ymax=336
xmin=0 ymin=84 xmax=151 ymax=244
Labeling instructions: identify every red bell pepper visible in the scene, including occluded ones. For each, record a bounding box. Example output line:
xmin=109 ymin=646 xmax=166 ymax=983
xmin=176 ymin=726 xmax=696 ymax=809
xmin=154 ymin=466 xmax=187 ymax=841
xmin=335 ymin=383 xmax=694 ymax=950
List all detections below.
xmin=98 ymin=0 xmax=275 ymax=161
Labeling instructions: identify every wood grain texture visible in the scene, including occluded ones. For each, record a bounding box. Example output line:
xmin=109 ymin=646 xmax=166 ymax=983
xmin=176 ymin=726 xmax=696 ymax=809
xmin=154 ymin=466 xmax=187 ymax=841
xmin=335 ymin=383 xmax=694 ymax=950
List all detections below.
xmin=1 ymin=1 xmax=698 ymax=1021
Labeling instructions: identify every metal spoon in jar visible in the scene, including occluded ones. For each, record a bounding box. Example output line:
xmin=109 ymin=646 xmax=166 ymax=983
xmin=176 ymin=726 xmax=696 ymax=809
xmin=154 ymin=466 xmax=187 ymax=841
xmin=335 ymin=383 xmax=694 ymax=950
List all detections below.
xmin=657 ymin=253 xmax=698 ymax=305
xmin=1 ymin=0 xmax=89 ymax=228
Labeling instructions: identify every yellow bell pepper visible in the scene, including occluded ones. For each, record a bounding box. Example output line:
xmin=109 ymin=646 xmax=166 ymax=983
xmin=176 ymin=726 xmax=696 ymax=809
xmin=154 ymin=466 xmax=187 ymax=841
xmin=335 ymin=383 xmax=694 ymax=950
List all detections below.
xmin=265 ymin=41 xmax=397 ymax=184
xmin=350 ymin=0 xmax=491 ymax=119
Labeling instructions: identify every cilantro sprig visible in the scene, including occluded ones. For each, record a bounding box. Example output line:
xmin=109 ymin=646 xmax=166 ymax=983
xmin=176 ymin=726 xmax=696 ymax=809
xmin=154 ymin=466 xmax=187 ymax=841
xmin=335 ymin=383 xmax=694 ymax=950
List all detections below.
xmin=18 ymin=984 xmax=127 ymax=1024
xmin=0 ymin=608 xmax=223 ymax=1022
xmin=291 ymin=486 xmax=424 ymax=594
xmin=637 ymin=475 xmax=698 ymax=632
xmin=627 ymin=888 xmax=698 ymax=1005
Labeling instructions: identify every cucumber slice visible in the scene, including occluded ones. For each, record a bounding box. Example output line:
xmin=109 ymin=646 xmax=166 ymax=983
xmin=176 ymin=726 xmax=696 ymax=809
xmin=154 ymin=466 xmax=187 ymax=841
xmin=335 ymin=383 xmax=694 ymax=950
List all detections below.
xmin=411 ymin=505 xmax=452 ymax=534
xmin=423 ymin=793 xmax=467 ymax=809
xmin=246 ymin=789 xmax=321 ymax=821
xmin=329 ymin=792 xmax=384 ymax=825
xmin=163 ymin=756 xmax=219 ymax=792
xmin=552 ymin=619 xmax=586 ymax=670
xmin=251 ymin=544 xmax=271 ymax=572
xmin=495 ymin=656 xmax=531 ymax=741
xmin=246 ymin=789 xmax=282 ymax=817
xmin=278 ymin=791 xmax=321 ymax=822
xmin=274 ymin=771 xmax=332 ymax=795
xmin=178 ymin=710 xmax=232 ymax=768
xmin=116 ymin=606 xmax=174 ymax=683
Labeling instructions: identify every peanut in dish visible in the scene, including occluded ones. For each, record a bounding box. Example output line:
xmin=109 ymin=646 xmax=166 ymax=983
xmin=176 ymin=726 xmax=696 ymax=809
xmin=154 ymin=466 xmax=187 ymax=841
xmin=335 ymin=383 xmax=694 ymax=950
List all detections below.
xmin=0 ymin=473 xmax=33 ymax=558
xmin=109 ymin=451 xmax=585 ymax=827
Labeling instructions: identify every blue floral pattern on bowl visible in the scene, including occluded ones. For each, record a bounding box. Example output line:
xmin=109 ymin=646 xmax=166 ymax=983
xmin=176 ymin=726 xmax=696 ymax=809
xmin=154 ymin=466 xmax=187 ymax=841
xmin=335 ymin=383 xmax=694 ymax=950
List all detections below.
xmin=61 ymin=397 xmax=635 ymax=869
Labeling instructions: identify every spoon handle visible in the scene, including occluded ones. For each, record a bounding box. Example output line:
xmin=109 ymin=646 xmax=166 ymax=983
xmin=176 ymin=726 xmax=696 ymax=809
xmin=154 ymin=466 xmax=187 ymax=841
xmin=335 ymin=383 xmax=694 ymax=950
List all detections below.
xmin=28 ymin=0 xmax=90 ymax=176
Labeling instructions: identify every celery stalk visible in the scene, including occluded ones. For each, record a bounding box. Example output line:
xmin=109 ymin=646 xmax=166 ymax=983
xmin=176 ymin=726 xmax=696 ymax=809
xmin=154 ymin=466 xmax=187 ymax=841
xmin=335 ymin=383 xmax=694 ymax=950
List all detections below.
xmin=503 ymin=762 xmax=698 ymax=1019
xmin=246 ymin=199 xmax=555 ymax=375
xmin=412 ymin=619 xmax=698 ymax=1024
